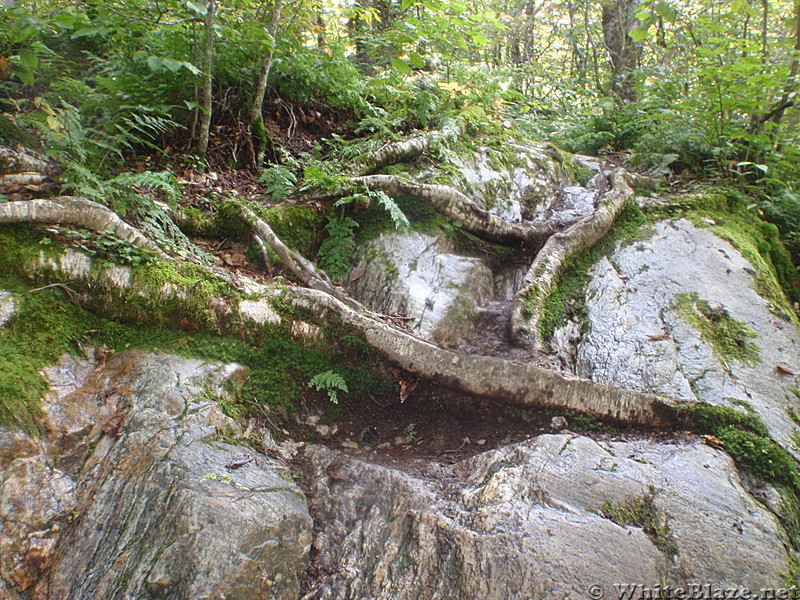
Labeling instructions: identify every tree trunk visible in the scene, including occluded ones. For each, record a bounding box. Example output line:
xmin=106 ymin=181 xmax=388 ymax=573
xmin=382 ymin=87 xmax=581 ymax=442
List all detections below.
xmin=601 ymin=0 xmax=642 ymax=103
xmin=195 ymin=0 xmax=216 ymax=160
xmin=249 ymin=0 xmax=284 ymax=167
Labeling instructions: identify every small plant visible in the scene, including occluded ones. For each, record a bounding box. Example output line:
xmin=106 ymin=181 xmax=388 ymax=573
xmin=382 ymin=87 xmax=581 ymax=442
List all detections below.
xmin=318 ymin=215 xmax=359 ymax=281
xmin=404 ymin=422 xmax=416 ymax=443
xmin=257 ymin=164 xmax=297 ymax=202
xmin=308 ymin=370 xmax=348 ymax=404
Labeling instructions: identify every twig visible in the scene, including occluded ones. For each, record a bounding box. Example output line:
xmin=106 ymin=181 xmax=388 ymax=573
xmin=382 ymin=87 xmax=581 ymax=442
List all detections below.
xmin=28 ymin=283 xmax=79 ymax=301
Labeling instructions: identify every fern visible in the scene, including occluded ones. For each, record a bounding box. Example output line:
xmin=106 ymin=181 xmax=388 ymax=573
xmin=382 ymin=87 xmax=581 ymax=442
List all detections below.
xmin=318 ymin=215 xmax=359 ymax=282
xmin=308 ymin=370 xmax=348 ymax=404
xmin=257 ymin=164 xmax=297 ymax=201
xmin=372 ymin=190 xmax=410 ymax=231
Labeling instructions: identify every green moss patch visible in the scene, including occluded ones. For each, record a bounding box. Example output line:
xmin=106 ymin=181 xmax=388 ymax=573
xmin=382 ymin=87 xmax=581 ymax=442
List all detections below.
xmin=646 ymin=192 xmax=799 ymax=325
xmin=0 ymin=225 xmax=395 ymax=435
xmin=600 ymin=486 xmax=677 ymax=555
xmin=673 ymin=292 xmax=761 ymax=367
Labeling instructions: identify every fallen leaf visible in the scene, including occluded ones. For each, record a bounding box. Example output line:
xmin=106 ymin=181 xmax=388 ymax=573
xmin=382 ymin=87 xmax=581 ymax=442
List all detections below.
xmin=647 ymin=334 xmax=670 ymax=341
xmin=399 ymin=377 xmax=418 ymax=403
xmin=0 ymin=57 xmax=11 ymax=79
xmin=701 ymin=434 xmax=724 ymax=448
xmin=775 ymin=364 xmax=795 ymax=376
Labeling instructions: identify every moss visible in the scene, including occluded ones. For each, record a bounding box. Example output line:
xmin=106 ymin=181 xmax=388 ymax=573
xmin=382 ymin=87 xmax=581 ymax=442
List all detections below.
xmin=673 ymin=292 xmax=761 ymax=367
xmin=539 ymin=200 xmax=648 ymax=343
xmin=676 ymin=402 xmax=800 ymax=491
xmin=0 ymin=116 xmax=42 ymax=150
xmin=0 ymin=226 xmax=394 ymax=433
xmin=600 ymin=486 xmax=677 ymax=555
xmin=645 ymin=192 xmax=799 ymax=325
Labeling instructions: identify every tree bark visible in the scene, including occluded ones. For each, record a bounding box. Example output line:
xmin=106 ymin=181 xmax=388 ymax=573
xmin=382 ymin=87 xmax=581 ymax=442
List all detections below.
xmin=195 ymin=0 xmax=216 ymax=160
xmin=509 ymin=169 xmax=633 ymax=348
xmin=0 ymin=197 xmax=165 ymax=255
xmin=602 ymin=0 xmax=642 ymax=103
xmin=249 ymin=0 xmax=284 ymax=167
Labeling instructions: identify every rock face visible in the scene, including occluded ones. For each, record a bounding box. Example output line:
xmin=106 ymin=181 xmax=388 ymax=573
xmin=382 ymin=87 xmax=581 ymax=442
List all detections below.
xmin=0 ymin=351 xmax=312 ymax=600
xmin=303 ymin=435 xmax=787 ymax=600
xmin=455 ymin=143 xmax=575 ymax=221
xmin=348 ymin=145 xmax=597 ymax=348
xmin=552 ymin=219 xmax=800 ymax=455
xmin=348 ymin=232 xmax=494 ymax=347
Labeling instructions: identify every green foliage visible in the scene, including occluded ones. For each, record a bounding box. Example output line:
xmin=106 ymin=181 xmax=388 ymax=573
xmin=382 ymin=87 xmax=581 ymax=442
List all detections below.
xmin=673 ymin=292 xmax=762 ymax=367
xmin=308 ymin=370 xmax=349 ymax=404
xmin=48 ymin=228 xmax=159 ymax=267
xmin=257 ymin=164 xmax=298 ymax=202
xmin=318 ymin=215 xmax=359 ymax=282
xmin=336 ymin=190 xmax=411 ymax=231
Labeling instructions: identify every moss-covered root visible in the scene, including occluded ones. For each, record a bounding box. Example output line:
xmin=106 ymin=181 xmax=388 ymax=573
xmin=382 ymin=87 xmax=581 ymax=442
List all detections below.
xmin=233 ymin=202 xmax=365 ymax=311
xmin=0 ymin=197 xmax=165 ymax=255
xmin=509 ymin=169 xmax=634 ymax=349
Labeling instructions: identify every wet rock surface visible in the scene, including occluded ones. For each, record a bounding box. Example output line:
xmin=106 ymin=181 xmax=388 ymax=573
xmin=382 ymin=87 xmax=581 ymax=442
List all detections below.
xmin=301 ymin=434 xmax=787 ymax=600
xmin=0 ymin=351 xmax=311 ymax=600
xmin=348 ymin=232 xmax=494 ymax=347
xmin=552 ymin=219 xmax=800 ymax=456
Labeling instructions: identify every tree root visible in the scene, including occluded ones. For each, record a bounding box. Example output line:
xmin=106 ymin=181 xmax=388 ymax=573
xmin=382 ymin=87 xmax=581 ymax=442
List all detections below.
xmin=354 ymin=174 xmax=563 ymax=243
xmin=233 ymin=203 xmax=365 ymax=310
xmin=353 ymin=121 xmax=459 ymax=176
xmin=0 ymin=197 xmax=165 ymax=255
xmin=508 ymin=169 xmax=634 ymax=348
xmin=6 ymin=229 xmax=680 ymax=428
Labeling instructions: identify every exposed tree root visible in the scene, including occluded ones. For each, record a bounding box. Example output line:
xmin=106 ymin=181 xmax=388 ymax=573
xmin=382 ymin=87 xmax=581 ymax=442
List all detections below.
xmin=354 ymin=174 xmax=563 ymax=243
xmin=4 ymin=220 xmax=680 ymax=428
xmin=0 ymin=197 xmax=164 ymax=255
xmin=353 ymin=122 xmax=459 ymax=176
xmin=269 ymin=286 xmax=680 ymax=427
xmin=234 ymin=203 xmax=364 ymax=310
xmin=509 ymin=169 xmax=634 ymax=348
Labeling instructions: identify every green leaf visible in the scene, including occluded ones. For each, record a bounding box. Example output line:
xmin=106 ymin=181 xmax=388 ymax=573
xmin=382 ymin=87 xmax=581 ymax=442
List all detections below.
xmin=628 ymin=27 xmax=649 ymax=41
xmin=654 ymin=1 xmax=677 ymax=21
xmin=391 ymin=58 xmax=411 ymax=74
xmin=15 ymin=65 xmax=34 ymax=85
xmin=146 ymin=56 xmax=164 ymax=72
xmin=17 ymin=49 xmax=37 ymax=69
xmin=401 ymin=0 xmax=415 ymax=9
xmin=471 ymin=32 xmax=488 ymax=45
xmin=71 ymin=26 xmax=112 ymax=39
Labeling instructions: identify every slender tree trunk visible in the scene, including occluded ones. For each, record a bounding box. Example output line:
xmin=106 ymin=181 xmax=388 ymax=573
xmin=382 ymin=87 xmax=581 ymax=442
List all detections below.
xmin=195 ymin=0 xmax=216 ymax=160
xmin=601 ymin=0 xmax=642 ymax=103
xmin=249 ymin=0 xmax=284 ymax=167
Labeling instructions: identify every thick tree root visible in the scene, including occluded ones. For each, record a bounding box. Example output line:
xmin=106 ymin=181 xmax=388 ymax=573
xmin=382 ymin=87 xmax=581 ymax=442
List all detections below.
xmin=354 ymin=174 xmax=562 ymax=243
xmin=0 ymin=197 xmax=164 ymax=255
xmin=509 ymin=169 xmax=634 ymax=348
xmin=271 ymin=286 xmax=679 ymax=427
xmin=353 ymin=122 xmax=459 ymax=176
xmin=7 ymin=234 xmax=679 ymax=428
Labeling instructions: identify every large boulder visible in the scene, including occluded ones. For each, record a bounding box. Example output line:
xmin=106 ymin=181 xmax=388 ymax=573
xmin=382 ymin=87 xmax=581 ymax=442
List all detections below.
xmin=0 ymin=351 xmax=312 ymax=600
xmin=552 ymin=219 xmax=800 ymax=456
xmin=303 ymin=434 xmax=787 ymax=599
xmin=348 ymin=232 xmax=494 ymax=347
